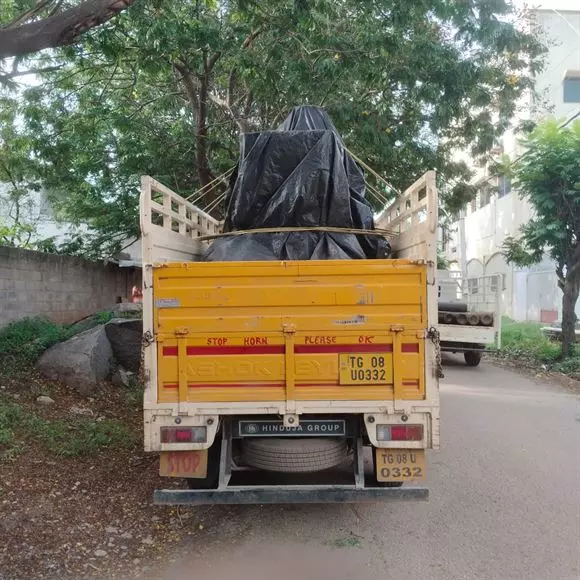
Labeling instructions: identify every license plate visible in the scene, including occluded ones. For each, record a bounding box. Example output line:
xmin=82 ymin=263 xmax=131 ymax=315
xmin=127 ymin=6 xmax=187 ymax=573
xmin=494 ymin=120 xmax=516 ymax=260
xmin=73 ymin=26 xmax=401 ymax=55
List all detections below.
xmin=339 ymin=353 xmax=392 ymax=385
xmin=375 ymin=448 xmax=425 ymax=482
xmin=159 ymin=450 xmax=208 ymax=478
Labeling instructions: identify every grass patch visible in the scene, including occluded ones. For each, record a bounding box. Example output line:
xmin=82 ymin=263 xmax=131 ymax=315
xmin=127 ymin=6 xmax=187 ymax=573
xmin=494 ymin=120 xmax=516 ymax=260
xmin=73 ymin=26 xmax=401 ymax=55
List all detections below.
xmin=500 ymin=318 xmax=560 ymax=363
xmin=332 ymin=535 xmax=363 ymax=549
xmin=0 ymin=398 xmax=135 ymax=462
xmin=0 ymin=317 xmax=73 ymax=375
xmin=0 ymin=312 xmax=121 ymax=376
xmin=497 ymin=318 xmax=580 ymax=378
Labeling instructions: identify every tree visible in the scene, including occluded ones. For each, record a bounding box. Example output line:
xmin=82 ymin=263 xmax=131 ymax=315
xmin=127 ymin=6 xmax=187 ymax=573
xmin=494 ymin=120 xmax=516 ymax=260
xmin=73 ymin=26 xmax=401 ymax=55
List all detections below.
xmin=0 ymin=0 xmax=137 ymax=60
xmin=503 ymin=120 xmax=580 ymax=358
xmin=0 ymin=96 xmax=44 ymax=247
xmin=2 ymin=0 xmax=546 ymax=257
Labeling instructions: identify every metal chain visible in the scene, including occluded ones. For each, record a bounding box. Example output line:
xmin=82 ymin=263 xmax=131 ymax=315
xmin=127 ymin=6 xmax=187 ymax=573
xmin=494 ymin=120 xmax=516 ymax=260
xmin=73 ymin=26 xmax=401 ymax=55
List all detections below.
xmin=139 ymin=330 xmax=154 ymax=385
xmin=428 ymin=326 xmax=444 ymax=379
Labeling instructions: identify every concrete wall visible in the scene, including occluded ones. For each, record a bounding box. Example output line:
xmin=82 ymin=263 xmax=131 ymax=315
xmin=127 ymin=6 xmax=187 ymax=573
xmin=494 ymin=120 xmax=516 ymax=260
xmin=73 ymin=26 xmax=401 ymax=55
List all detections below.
xmin=0 ymin=246 xmax=141 ymax=327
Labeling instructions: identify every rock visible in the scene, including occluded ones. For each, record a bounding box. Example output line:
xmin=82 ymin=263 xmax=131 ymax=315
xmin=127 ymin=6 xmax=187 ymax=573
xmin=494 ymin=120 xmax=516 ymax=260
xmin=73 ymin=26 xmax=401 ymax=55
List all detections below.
xmin=94 ymin=549 xmax=107 ymax=558
xmin=36 ymin=325 xmax=113 ymax=395
xmin=105 ymin=319 xmax=143 ymax=372
xmin=151 ymin=516 xmax=161 ymax=522
xmin=36 ymin=395 xmax=55 ymax=406
xmin=141 ymin=536 xmax=154 ymax=545
xmin=105 ymin=526 xmax=118 ymax=534
xmin=69 ymin=406 xmax=94 ymax=416
xmin=120 ymin=532 xmax=133 ymax=540
xmin=0 ymin=385 xmax=6 ymax=390
xmin=111 ymin=367 xmax=136 ymax=388
xmin=113 ymin=302 xmax=143 ymax=314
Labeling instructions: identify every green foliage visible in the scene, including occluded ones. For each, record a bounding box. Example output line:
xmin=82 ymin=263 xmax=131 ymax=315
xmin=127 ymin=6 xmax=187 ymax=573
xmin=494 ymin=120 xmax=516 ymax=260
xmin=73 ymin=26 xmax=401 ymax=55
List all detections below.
xmin=503 ymin=120 xmax=580 ymax=273
xmin=0 ymin=398 xmax=134 ymax=461
xmin=500 ymin=318 xmax=560 ymax=363
xmin=0 ymin=317 xmax=71 ymax=375
xmin=502 ymin=120 xmax=580 ymax=358
xmin=0 ymin=0 xmax=546 ymax=257
xmin=437 ymin=252 xmax=450 ymax=270
xmin=498 ymin=319 xmax=580 ymax=378
xmin=552 ymin=356 xmax=580 ymax=377
xmin=0 ymin=95 xmax=46 ymax=246
xmin=94 ymin=310 xmax=115 ymax=324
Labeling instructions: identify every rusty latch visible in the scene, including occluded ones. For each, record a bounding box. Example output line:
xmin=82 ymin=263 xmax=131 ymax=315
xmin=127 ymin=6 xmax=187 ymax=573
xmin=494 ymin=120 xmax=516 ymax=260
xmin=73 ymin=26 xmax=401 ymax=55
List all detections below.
xmin=390 ymin=325 xmax=405 ymax=333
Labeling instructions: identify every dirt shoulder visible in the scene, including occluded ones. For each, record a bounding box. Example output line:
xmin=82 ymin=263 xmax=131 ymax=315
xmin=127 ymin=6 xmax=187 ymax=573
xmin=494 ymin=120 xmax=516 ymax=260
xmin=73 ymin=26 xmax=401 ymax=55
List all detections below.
xmin=485 ymin=354 xmax=580 ymax=393
xmin=0 ymin=375 xmax=205 ymax=580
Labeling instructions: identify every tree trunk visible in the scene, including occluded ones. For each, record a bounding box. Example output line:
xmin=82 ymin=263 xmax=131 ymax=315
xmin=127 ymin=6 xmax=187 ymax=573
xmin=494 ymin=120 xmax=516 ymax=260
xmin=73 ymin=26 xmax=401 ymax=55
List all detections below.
xmin=0 ymin=0 xmax=137 ymax=59
xmin=561 ymin=275 xmax=580 ymax=358
xmin=196 ymin=71 xmax=215 ymax=189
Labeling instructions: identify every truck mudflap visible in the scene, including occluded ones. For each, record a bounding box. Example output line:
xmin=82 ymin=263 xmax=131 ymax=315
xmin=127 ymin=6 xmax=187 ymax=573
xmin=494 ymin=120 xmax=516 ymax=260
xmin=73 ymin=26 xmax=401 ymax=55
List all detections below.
xmin=154 ymin=485 xmax=428 ymax=505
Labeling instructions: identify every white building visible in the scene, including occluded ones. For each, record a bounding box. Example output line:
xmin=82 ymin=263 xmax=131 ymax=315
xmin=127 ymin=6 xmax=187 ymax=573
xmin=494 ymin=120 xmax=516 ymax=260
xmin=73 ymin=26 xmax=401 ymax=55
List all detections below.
xmin=0 ymin=184 xmax=75 ymax=246
xmin=445 ymin=8 xmax=580 ymax=323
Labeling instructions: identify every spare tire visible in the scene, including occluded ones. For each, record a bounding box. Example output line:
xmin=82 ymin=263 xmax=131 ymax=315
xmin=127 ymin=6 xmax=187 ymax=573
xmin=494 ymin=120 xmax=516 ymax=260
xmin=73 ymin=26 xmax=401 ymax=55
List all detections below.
xmin=242 ymin=437 xmax=347 ymax=473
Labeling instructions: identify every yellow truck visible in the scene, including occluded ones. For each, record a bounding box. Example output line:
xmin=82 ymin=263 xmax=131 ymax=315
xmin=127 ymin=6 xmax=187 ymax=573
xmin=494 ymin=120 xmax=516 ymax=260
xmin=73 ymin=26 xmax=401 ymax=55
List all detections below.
xmin=140 ymin=171 xmax=440 ymax=504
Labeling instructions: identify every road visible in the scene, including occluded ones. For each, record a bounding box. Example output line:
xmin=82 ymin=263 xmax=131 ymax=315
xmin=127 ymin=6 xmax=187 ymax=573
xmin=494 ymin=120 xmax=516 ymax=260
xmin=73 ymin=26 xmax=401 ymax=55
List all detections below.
xmin=151 ymin=358 xmax=580 ymax=580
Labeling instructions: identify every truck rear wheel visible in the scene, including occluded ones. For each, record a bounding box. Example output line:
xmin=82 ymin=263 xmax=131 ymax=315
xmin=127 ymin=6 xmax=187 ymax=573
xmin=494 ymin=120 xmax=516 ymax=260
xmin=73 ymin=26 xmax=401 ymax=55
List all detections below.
xmin=242 ymin=437 xmax=347 ymax=473
xmin=464 ymin=351 xmax=482 ymax=367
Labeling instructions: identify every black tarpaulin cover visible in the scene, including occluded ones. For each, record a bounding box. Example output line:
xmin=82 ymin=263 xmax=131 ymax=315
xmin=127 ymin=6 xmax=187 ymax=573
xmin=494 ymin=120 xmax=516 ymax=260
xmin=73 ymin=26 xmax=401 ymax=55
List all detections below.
xmin=204 ymin=106 xmax=390 ymax=261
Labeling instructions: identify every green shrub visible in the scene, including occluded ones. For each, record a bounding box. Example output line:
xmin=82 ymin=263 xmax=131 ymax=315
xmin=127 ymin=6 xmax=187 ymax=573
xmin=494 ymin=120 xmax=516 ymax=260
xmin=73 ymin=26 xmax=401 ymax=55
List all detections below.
xmin=552 ymin=357 xmax=580 ymax=377
xmin=499 ymin=319 xmax=560 ymax=363
xmin=498 ymin=318 xmax=580 ymax=377
xmin=0 ymin=317 xmax=72 ymax=375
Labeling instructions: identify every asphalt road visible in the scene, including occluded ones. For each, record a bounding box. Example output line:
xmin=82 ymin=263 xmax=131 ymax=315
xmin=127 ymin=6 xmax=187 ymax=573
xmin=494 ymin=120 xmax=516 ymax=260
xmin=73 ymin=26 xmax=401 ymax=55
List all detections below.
xmin=152 ymin=358 xmax=580 ymax=580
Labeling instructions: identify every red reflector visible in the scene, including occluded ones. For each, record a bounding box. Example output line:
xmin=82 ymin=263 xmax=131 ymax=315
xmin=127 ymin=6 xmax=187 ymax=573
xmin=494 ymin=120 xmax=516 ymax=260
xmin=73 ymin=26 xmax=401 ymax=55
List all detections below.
xmin=390 ymin=425 xmax=407 ymax=440
xmin=390 ymin=424 xmax=423 ymax=441
xmin=161 ymin=427 xmax=192 ymax=443
xmin=406 ymin=425 xmax=423 ymax=440
xmin=175 ymin=429 xmax=193 ymax=442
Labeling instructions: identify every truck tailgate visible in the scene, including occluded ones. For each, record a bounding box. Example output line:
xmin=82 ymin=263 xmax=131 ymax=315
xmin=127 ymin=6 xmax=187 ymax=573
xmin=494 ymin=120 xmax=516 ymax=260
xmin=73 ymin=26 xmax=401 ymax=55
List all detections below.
xmin=154 ymin=259 xmax=427 ymax=404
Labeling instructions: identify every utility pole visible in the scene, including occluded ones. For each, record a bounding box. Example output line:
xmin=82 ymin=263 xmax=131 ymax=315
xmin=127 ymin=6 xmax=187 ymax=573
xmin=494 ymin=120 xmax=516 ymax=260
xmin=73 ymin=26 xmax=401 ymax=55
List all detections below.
xmin=458 ymin=212 xmax=467 ymax=299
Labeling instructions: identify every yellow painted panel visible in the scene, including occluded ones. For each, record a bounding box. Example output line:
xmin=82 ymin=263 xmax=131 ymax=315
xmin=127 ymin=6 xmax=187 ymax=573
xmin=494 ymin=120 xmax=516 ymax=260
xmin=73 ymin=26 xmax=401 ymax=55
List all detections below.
xmin=153 ymin=259 xmax=427 ymax=403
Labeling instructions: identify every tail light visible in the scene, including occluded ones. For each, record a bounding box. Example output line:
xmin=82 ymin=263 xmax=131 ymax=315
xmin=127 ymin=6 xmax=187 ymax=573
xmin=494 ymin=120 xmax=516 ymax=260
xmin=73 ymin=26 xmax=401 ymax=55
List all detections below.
xmin=161 ymin=426 xmax=207 ymax=443
xmin=376 ymin=424 xmax=423 ymax=441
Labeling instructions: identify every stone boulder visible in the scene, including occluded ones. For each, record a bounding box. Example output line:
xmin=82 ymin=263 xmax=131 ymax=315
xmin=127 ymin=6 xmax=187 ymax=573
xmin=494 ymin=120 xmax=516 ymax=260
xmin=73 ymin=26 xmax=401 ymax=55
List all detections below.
xmin=37 ymin=325 xmax=112 ymax=395
xmin=105 ymin=319 xmax=143 ymax=372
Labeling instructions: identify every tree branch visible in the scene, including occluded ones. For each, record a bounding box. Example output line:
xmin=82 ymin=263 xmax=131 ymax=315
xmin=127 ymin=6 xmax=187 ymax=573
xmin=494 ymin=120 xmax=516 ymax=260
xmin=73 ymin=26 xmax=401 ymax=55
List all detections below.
xmin=0 ymin=0 xmax=138 ymax=59
xmin=206 ymin=51 xmax=221 ymax=71
xmin=2 ymin=0 xmax=55 ymax=30
xmin=0 ymin=65 xmax=62 ymax=81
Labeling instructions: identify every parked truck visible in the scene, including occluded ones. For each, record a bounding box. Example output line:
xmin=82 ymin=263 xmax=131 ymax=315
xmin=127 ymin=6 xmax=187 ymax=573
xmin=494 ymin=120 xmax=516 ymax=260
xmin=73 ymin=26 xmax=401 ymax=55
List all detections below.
xmin=438 ymin=271 xmax=502 ymax=366
xmin=140 ymin=165 xmax=440 ymax=504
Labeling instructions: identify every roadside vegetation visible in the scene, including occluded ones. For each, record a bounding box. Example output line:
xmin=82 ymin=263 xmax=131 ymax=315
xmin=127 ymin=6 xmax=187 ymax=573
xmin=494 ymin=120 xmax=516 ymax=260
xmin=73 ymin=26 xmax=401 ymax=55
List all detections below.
xmin=0 ymin=312 xmax=120 ymax=376
xmin=0 ymin=317 xmax=72 ymax=375
xmin=0 ymin=397 xmax=135 ymax=462
xmin=496 ymin=318 xmax=580 ymax=379
xmin=0 ymin=315 xmax=142 ymax=463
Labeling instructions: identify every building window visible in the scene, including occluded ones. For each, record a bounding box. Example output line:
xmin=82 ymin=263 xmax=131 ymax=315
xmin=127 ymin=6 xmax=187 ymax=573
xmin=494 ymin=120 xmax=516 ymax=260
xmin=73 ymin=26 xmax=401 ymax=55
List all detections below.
xmin=467 ymin=278 xmax=479 ymax=295
xmin=563 ymin=71 xmax=580 ymax=103
xmin=470 ymin=197 xmax=477 ymax=213
xmin=498 ymin=176 xmax=511 ymax=198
